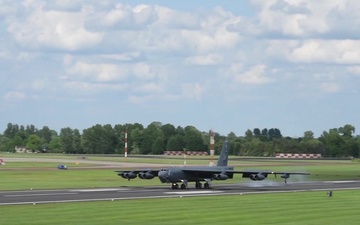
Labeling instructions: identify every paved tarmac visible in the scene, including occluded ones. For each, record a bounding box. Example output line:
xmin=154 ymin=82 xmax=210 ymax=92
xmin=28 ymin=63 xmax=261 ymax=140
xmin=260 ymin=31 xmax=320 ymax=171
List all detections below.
xmin=1 ymin=180 xmax=359 ymax=206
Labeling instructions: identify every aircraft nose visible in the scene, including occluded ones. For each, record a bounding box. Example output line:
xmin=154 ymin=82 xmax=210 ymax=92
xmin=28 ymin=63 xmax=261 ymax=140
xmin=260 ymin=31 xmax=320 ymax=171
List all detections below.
xmin=158 ymin=170 xmax=167 ymax=183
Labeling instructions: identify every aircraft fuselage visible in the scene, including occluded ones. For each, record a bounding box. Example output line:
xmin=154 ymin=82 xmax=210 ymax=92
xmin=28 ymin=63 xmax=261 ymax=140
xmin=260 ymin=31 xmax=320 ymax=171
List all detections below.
xmin=158 ymin=166 xmax=234 ymax=183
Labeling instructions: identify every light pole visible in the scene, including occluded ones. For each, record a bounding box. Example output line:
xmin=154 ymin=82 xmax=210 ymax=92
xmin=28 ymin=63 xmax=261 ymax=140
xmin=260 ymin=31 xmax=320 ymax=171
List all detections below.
xmin=183 ymin=148 xmax=187 ymax=165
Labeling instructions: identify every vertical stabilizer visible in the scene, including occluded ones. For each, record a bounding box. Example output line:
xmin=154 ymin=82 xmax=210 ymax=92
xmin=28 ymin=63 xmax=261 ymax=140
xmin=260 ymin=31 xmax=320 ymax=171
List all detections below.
xmin=217 ymin=140 xmax=230 ymax=166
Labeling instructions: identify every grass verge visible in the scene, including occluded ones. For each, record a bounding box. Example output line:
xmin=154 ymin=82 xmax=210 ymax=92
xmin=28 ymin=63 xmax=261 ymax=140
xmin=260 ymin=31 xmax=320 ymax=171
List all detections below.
xmin=2 ymin=190 xmax=359 ymax=225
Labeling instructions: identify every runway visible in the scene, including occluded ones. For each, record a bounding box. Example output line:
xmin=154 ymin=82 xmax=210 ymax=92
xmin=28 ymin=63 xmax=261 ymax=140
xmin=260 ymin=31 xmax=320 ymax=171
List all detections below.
xmin=1 ymin=180 xmax=359 ymax=206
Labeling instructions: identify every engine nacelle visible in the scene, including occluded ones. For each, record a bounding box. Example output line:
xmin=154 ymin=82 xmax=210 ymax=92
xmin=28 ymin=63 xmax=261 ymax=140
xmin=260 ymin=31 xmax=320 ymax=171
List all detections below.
xmin=138 ymin=172 xmax=155 ymax=179
xmin=249 ymin=173 xmax=266 ymax=181
xmin=118 ymin=172 xmax=137 ymax=180
xmin=212 ymin=173 xmax=229 ymax=180
xmin=281 ymin=173 xmax=290 ymax=179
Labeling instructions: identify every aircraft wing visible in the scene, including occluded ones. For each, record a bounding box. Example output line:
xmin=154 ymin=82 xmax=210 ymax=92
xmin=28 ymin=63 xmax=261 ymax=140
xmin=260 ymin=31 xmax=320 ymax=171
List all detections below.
xmin=180 ymin=168 xmax=309 ymax=181
xmin=180 ymin=168 xmax=309 ymax=175
xmin=115 ymin=169 xmax=162 ymax=180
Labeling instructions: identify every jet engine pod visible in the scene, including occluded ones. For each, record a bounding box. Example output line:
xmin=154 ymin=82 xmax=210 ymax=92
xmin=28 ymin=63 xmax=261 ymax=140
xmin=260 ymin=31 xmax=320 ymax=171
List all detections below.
xmin=118 ymin=171 xmax=137 ymax=180
xmin=249 ymin=173 xmax=266 ymax=181
xmin=138 ymin=172 xmax=155 ymax=179
xmin=212 ymin=173 xmax=229 ymax=180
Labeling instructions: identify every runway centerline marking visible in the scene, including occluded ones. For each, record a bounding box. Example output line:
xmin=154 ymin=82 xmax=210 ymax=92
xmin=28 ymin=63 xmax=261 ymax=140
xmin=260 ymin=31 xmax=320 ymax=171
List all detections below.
xmin=4 ymin=193 xmax=78 ymax=197
xmin=323 ymin=180 xmax=359 ymax=184
xmin=72 ymin=188 xmax=129 ymax=192
xmin=165 ymin=191 xmax=223 ymax=195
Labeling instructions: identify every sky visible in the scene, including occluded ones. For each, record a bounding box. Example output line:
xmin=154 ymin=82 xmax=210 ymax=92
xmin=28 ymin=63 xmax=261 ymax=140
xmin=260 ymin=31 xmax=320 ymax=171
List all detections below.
xmin=0 ymin=0 xmax=359 ymax=138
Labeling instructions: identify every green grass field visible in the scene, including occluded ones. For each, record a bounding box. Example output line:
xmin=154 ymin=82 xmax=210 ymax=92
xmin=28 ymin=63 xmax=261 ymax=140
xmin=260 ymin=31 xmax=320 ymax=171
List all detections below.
xmin=0 ymin=162 xmax=96 ymax=168
xmin=2 ymin=190 xmax=359 ymax=225
xmin=0 ymin=155 xmax=359 ymax=191
xmin=1 ymin=155 xmax=360 ymax=224
xmin=1 ymin=164 xmax=359 ymax=191
xmin=3 ymin=152 xmax=352 ymax=165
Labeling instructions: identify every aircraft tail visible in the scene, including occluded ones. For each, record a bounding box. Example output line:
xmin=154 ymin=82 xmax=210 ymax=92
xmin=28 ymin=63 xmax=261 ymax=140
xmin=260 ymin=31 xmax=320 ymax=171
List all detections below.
xmin=217 ymin=140 xmax=230 ymax=167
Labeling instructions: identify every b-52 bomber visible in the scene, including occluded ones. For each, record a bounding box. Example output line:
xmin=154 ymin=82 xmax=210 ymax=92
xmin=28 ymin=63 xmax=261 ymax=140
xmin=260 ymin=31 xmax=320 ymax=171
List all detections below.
xmin=116 ymin=140 xmax=309 ymax=189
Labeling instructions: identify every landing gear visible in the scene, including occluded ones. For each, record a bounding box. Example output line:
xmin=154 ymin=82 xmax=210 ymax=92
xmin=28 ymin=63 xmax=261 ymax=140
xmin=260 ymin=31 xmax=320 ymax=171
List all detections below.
xmin=284 ymin=179 xmax=287 ymax=184
xmin=195 ymin=181 xmax=211 ymax=189
xmin=195 ymin=182 xmax=202 ymax=189
xmin=204 ymin=182 xmax=210 ymax=189
xmin=172 ymin=181 xmax=188 ymax=189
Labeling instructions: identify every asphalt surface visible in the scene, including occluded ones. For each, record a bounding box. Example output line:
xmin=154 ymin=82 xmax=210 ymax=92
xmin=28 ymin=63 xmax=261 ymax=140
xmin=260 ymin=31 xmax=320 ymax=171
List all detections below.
xmin=1 ymin=180 xmax=359 ymax=206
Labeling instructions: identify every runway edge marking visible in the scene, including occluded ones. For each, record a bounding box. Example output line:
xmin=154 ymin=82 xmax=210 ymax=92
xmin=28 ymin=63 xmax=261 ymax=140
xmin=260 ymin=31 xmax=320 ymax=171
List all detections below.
xmin=1 ymin=187 xmax=360 ymax=206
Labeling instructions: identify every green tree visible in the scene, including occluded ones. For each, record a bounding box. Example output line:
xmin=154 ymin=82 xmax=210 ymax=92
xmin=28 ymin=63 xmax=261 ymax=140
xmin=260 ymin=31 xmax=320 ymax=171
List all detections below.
xmin=269 ymin=128 xmax=282 ymax=139
xmin=253 ymin=128 xmax=261 ymax=137
xmin=320 ymin=129 xmax=344 ymax=157
xmin=4 ymin=123 xmax=19 ymax=139
xmin=26 ymin=134 xmax=43 ymax=152
xmin=60 ymin=127 xmax=75 ymax=154
xmin=130 ymin=127 xmax=143 ymax=154
xmin=0 ymin=136 xmax=11 ymax=152
xmin=161 ymin=123 xmax=176 ymax=149
xmin=244 ymin=129 xmax=253 ymax=141
xmin=141 ymin=122 xmax=163 ymax=154
xmin=167 ymin=135 xmax=185 ymax=151
xmin=303 ymin=131 xmax=314 ymax=141
xmin=48 ymin=137 xmax=62 ymax=153
xmin=339 ymin=124 xmax=355 ymax=138
xmin=82 ymin=124 xmax=117 ymax=154
xmin=184 ymin=126 xmax=206 ymax=151
xmin=73 ymin=129 xmax=83 ymax=154
xmin=37 ymin=126 xmax=53 ymax=144
xmin=152 ymin=136 xmax=165 ymax=154
xmin=25 ymin=125 xmax=37 ymax=136
xmin=12 ymin=134 xmax=26 ymax=147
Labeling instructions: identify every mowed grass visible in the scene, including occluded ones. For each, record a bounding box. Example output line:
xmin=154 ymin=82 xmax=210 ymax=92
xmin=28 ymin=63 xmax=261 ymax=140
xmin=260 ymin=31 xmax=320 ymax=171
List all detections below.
xmin=4 ymin=152 xmax=348 ymax=165
xmin=1 ymin=158 xmax=359 ymax=191
xmin=1 ymin=153 xmax=216 ymax=165
xmin=0 ymin=162 xmax=96 ymax=168
xmin=0 ymin=169 xmax=167 ymax=190
xmin=2 ymin=190 xmax=360 ymax=225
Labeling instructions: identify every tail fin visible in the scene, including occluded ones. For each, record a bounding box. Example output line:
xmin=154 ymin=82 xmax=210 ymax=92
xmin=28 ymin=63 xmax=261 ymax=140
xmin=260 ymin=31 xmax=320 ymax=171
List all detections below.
xmin=217 ymin=140 xmax=230 ymax=167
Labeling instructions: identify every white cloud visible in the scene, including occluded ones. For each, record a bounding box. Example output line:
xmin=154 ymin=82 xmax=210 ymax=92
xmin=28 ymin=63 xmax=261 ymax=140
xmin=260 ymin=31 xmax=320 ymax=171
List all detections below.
xmin=7 ymin=3 xmax=103 ymax=51
xmin=64 ymin=81 xmax=127 ymax=92
xmin=186 ymin=54 xmax=223 ymax=66
xmin=320 ymin=82 xmax=340 ymax=93
xmin=66 ymin=61 xmax=128 ymax=82
xmin=63 ymin=54 xmax=74 ymax=66
xmin=347 ymin=66 xmax=360 ymax=76
xmin=133 ymin=82 xmax=164 ymax=93
xmin=3 ymin=91 xmax=26 ymax=101
xmin=1 ymin=0 xmax=360 ymax=137
xmin=131 ymin=63 xmax=167 ymax=81
xmin=233 ymin=64 xmax=273 ymax=85
xmin=291 ymin=40 xmax=360 ymax=64
xmin=102 ymin=4 xmax=132 ymax=26
xmin=248 ymin=0 xmax=360 ymax=41
xmin=181 ymin=83 xmax=204 ymax=100
xmin=128 ymin=95 xmax=154 ymax=104
xmin=266 ymin=39 xmax=360 ymax=64
xmin=30 ymin=79 xmax=46 ymax=91
xmin=100 ymin=52 xmax=142 ymax=61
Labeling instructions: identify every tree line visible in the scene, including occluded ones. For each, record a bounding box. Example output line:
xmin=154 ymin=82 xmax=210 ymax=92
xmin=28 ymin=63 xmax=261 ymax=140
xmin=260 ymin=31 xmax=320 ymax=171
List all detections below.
xmin=0 ymin=122 xmax=359 ymax=157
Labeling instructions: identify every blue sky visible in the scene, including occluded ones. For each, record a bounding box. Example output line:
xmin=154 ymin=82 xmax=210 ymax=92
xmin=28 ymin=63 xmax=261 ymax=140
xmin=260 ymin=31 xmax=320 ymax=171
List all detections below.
xmin=0 ymin=0 xmax=359 ymax=137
